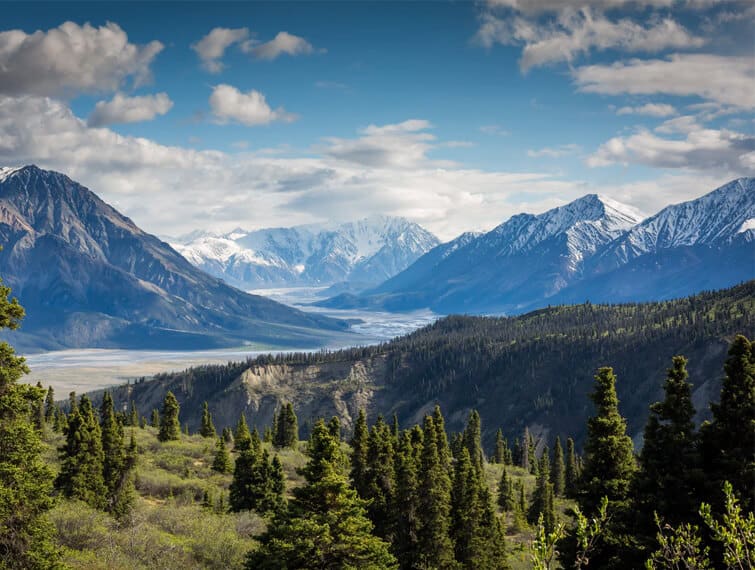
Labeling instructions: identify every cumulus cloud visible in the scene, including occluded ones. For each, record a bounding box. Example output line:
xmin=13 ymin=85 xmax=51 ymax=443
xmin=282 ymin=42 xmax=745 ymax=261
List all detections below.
xmin=241 ymin=31 xmax=319 ymax=60
xmin=616 ymin=103 xmax=677 ymax=116
xmin=573 ymin=54 xmax=755 ymax=109
xmin=209 ymin=84 xmax=296 ymax=126
xmin=87 ymin=92 xmax=173 ymax=126
xmin=0 ymin=22 xmax=163 ymax=97
xmin=484 ymin=0 xmax=731 ymax=13
xmin=588 ymin=125 xmax=755 ymax=173
xmin=480 ymin=124 xmax=510 ymax=136
xmin=191 ymin=27 xmax=249 ymax=73
xmin=528 ymin=144 xmax=581 ymax=158
xmin=476 ymin=8 xmax=704 ymax=71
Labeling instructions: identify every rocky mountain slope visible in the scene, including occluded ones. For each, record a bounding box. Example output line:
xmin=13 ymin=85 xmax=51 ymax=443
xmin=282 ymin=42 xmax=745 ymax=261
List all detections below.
xmin=96 ymin=281 xmax=755 ymax=449
xmin=171 ymin=216 xmax=439 ymax=290
xmin=0 ymin=166 xmax=349 ymax=352
xmin=321 ymin=179 xmax=754 ymax=314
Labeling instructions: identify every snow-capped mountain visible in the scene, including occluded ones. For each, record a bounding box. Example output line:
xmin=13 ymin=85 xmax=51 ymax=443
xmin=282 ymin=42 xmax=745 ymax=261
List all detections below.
xmin=171 ymin=216 xmax=440 ymax=290
xmin=321 ymin=179 xmax=754 ymax=314
xmin=0 ymin=165 xmax=348 ymax=351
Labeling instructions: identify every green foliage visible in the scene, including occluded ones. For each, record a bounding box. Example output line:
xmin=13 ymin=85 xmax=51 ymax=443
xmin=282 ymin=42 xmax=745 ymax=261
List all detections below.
xmin=44 ymin=386 xmax=55 ymax=424
xmin=212 ymin=437 xmax=232 ymax=474
xmin=234 ymin=413 xmax=252 ymax=451
xmin=229 ymin=446 xmax=285 ymax=515
xmin=699 ymin=481 xmax=755 ymax=570
xmin=529 ymin=513 xmax=566 ymax=570
xmin=350 ymin=408 xmax=369 ymax=498
xmin=100 ymin=391 xmax=135 ymax=517
xmin=199 ymin=401 xmax=216 ymax=439
xmin=551 ymin=437 xmax=565 ymax=497
xmin=364 ymin=415 xmax=395 ymax=540
xmin=393 ymin=430 xmax=421 ymax=568
xmin=497 ymin=466 xmax=516 ymax=512
xmin=273 ymin=402 xmax=298 ymax=449
xmin=246 ymin=419 xmax=397 ymax=569
xmin=565 ymin=437 xmax=579 ymax=498
xmin=644 ymin=514 xmax=711 ymax=570
xmin=529 ymin=447 xmax=556 ymax=535
xmin=462 ymin=409 xmax=484 ymax=473
xmin=0 ymin=275 xmax=61 ymax=568
xmin=158 ymin=392 xmax=180 ymax=442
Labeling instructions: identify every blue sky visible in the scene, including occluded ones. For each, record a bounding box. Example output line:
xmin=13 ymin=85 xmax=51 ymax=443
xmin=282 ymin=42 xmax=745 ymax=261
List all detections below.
xmin=0 ymin=1 xmax=753 ymax=239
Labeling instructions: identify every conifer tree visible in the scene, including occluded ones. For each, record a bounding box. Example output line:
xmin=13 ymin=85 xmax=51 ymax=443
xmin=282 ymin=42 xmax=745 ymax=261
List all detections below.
xmin=528 ymin=447 xmax=555 ymax=534
xmin=234 ymin=413 xmax=252 ymax=451
xmin=328 ymin=415 xmax=341 ymax=441
xmin=497 ymin=467 xmax=516 ymax=512
xmin=212 ymin=436 xmax=232 ymax=474
xmin=199 ymin=401 xmax=216 ymax=438
xmin=636 ymin=356 xmax=701 ymax=531
xmin=68 ymin=391 xmax=77 ymax=414
xmin=365 ymin=416 xmax=396 ymax=540
xmin=512 ymin=438 xmax=522 ymax=467
xmin=551 ymin=436 xmax=565 ymax=497
xmin=100 ymin=391 xmax=134 ymax=516
xmin=230 ymin=445 xmax=285 ymax=515
xmin=44 ymin=386 xmax=55 ymax=424
xmin=462 ymin=409 xmax=484 ymax=473
xmin=158 ymin=391 xmax=180 ymax=442
xmin=701 ymin=335 xmax=755 ymax=511
xmin=222 ymin=426 xmax=233 ymax=444
xmin=31 ymin=381 xmax=44 ymax=431
xmin=521 ymin=428 xmax=531 ymax=472
xmin=393 ymin=430 xmax=421 ymax=568
xmin=433 ymin=405 xmax=451 ymax=470
xmin=565 ymin=437 xmax=579 ymax=498
xmin=350 ymin=408 xmax=370 ymax=498
xmin=273 ymin=402 xmax=298 ymax=448
xmin=451 ymin=447 xmax=481 ymax=564
xmin=493 ymin=428 xmax=506 ymax=464
xmin=246 ymin=419 xmax=396 ymax=569
xmin=150 ymin=408 xmax=159 ymax=428
xmin=53 ymin=407 xmax=66 ymax=433
xmin=0 ymin=277 xmax=60 ymax=568
xmin=57 ymin=395 xmax=107 ymax=509
xmin=128 ymin=400 xmax=138 ymax=427
xmin=416 ymin=414 xmax=455 ymax=569
xmin=391 ymin=412 xmax=400 ymax=442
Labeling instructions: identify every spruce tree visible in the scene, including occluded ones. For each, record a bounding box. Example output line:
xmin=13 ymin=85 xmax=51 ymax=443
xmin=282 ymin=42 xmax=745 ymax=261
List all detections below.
xmin=416 ymin=414 xmax=455 ymax=569
xmin=150 ymin=408 xmax=159 ymax=428
xmin=551 ymin=436 xmax=565 ymax=497
xmin=393 ymin=430 xmax=421 ymax=568
xmin=234 ymin=413 xmax=252 ymax=451
xmin=528 ymin=447 xmax=555 ymax=534
xmin=273 ymin=402 xmax=298 ymax=448
xmin=43 ymin=386 xmax=55 ymax=424
xmin=365 ymin=416 xmax=396 ymax=540
xmin=230 ymin=445 xmax=285 ymax=514
xmin=246 ymin=419 xmax=396 ymax=569
xmin=222 ymin=426 xmax=233 ymax=444
xmin=451 ymin=447 xmax=481 ymax=565
xmin=328 ymin=415 xmax=341 ymax=441
xmin=0 ymin=278 xmax=60 ymax=568
xmin=636 ymin=356 xmax=701 ymax=532
xmin=199 ymin=401 xmax=216 ymax=438
xmin=565 ymin=437 xmax=579 ymax=498
xmin=521 ymin=428 xmax=531 ymax=472
xmin=57 ymin=395 xmax=107 ymax=509
xmin=128 ymin=400 xmax=139 ymax=427
xmin=493 ymin=428 xmax=505 ymax=464
xmin=350 ymin=408 xmax=370 ymax=498
xmin=701 ymin=335 xmax=755 ymax=512
xmin=497 ymin=467 xmax=516 ymax=512
xmin=212 ymin=436 xmax=232 ymax=474
xmin=158 ymin=391 xmax=180 ymax=442
xmin=31 ymin=381 xmax=44 ymax=431
xmin=100 ymin=391 xmax=133 ymax=516
xmin=462 ymin=409 xmax=484 ymax=473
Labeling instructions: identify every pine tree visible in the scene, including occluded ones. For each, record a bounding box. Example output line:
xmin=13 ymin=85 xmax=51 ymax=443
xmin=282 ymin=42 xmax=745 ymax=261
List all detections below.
xmin=350 ymin=408 xmax=370 ymax=498
xmin=393 ymin=430 xmax=421 ymax=568
xmin=246 ymin=419 xmax=397 ymax=569
xmin=100 ymin=391 xmax=134 ymax=516
xmin=416 ymin=414 xmax=455 ymax=569
xmin=53 ymin=407 xmax=66 ymax=433
xmin=551 ymin=436 xmax=565 ymax=497
xmin=158 ymin=391 xmax=180 ymax=442
xmin=528 ymin=447 xmax=555 ymax=534
xmin=43 ymin=386 xmax=55 ymax=424
xmin=128 ymin=400 xmax=138 ymax=427
xmin=521 ymin=428 xmax=531 ymax=472
xmin=433 ymin=405 xmax=451 ymax=470
xmin=636 ymin=356 xmax=701 ymax=532
xmin=150 ymin=408 xmax=159 ymax=428
xmin=328 ymin=415 xmax=341 ymax=441
xmin=497 ymin=467 xmax=516 ymax=512
xmin=57 ymin=395 xmax=107 ymax=509
xmin=493 ymin=428 xmax=506 ymax=464
xmin=212 ymin=436 xmax=232 ymax=474
xmin=451 ymin=447 xmax=481 ymax=564
xmin=565 ymin=437 xmax=579 ymax=498
xmin=234 ymin=413 xmax=252 ymax=451
xmin=31 ymin=381 xmax=44 ymax=431
xmin=462 ymin=409 xmax=484 ymax=473
xmin=391 ymin=412 xmax=400 ymax=442
xmin=199 ymin=401 xmax=216 ymax=438
xmin=701 ymin=335 xmax=755 ymax=512
xmin=365 ymin=416 xmax=396 ymax=540
xmin=222 ymin=426 xmax=233 ymax=444
xmin=230 ymin=445 xmax=285 ymax=515
xmin=0 ymin=276 xmax=60 ymax=568
xmin=273 ymin=402 xmax=298 ymax=448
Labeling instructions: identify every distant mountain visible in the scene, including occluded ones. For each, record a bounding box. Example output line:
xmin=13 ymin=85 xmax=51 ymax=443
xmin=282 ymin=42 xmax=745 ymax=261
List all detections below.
xmin=99 ymin=281 xmax=755 ymax=449
xmin=170 ymin=216 xmax=440 ymax=290
xmin=320 ymin=179 xmax=755 ymax=315
xmin=0 ymin=165 xmax=349 ymax=352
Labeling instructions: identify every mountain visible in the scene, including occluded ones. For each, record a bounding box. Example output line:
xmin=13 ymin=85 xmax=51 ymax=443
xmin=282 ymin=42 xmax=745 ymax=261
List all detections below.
xmin=170 ymin=216 xmax=440 ymax=290
xmin=321 ymin=179 xmax=754 ymax=314
xmin=96 ymin=281 xmax=755 ymax=449
xmin=320 ymin=193 xmax=644 ymax=313
xmin=0 ymin=165 xmax=350 ymax=352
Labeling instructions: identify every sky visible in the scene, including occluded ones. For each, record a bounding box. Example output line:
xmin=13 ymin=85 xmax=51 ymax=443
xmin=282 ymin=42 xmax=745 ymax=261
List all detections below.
xmin=0 ymin=1 xmax=753 ymax=240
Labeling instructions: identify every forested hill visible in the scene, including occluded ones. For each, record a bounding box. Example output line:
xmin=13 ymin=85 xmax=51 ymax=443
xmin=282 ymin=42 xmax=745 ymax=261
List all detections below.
xmin=100 ymin=281 xmax=755 ymax=449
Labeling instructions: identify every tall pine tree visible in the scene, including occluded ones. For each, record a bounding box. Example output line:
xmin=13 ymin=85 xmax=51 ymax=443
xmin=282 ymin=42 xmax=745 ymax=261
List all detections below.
xmin=158 ymin=391 xmax=180 ymax=442
xmin=551 ymin=436 xmax=565 ymax=497
xmin=199 ymin=401 xmax=216 ymax=438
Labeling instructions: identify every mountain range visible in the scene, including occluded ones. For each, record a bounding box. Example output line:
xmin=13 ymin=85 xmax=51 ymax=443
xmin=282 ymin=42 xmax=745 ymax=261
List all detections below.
xmin=0 ymin=166 xmax=350 ymax=352
xmin=170 ymin=216 xmax=439 ymax=291
xmin=320 ymin=178 xmax=755 ymax=314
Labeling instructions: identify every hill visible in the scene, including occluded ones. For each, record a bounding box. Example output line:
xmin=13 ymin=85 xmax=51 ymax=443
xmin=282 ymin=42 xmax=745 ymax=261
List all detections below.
xmin=94 ymin=281 xmax=755 ymax=449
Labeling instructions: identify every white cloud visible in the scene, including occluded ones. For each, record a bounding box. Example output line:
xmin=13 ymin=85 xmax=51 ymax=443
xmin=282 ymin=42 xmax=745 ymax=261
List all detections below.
xmin=0 ymin=22 xmax=163 ymax=97
xmin=484 ymin=0 xmax=734 ymax=13
xmin=191 ymin=27 xmax=249 ymax=73
xmin=87 ymin=92 xmax=173 ymax=126
xmin=528 ymin=144 xmax=581 ymax=158
xmin=477 ymin=9 xmax=704 ymax=71
xmin=241 ymin=31 xmax=318 ymax=60
xmin=209 ymin=84 xmax=296 ymax=126
xmin=480 ymin=124 xmax=510 ymax=136
xmin=654 ymin=115 xmax=700 ymax=134
xmin=573 ymin=54 xmax=755 ymax=109
xmin=588 ymin=125 xmax=755 ymax=173
xmin=616 ymin=103 xmax=676 ymax=116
